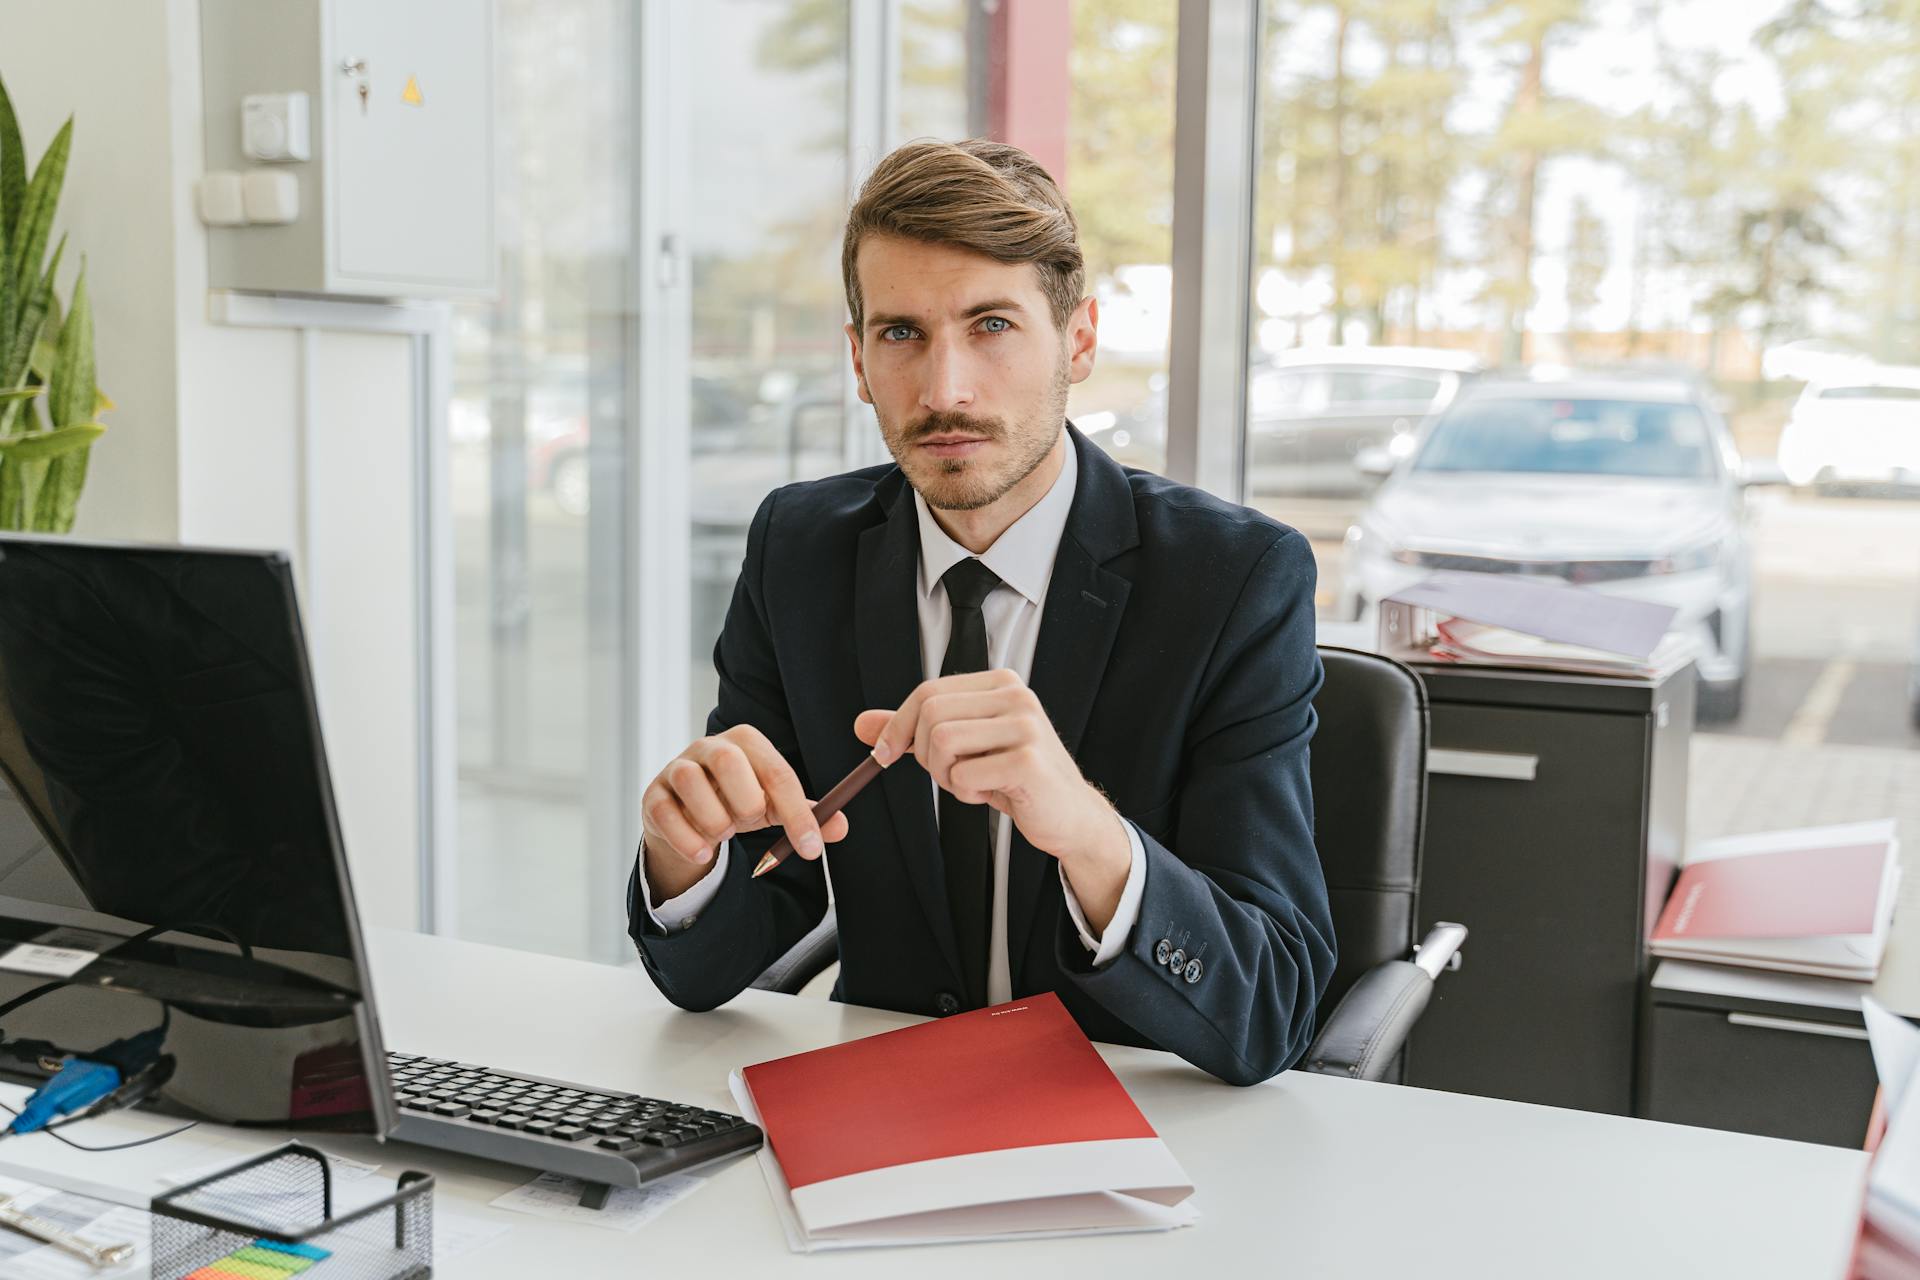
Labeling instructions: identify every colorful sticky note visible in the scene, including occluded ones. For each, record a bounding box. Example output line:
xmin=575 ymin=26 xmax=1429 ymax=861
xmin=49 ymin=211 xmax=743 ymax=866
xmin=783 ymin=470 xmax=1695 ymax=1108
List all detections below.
xmin=231 ymin=1244 xmax=315 ymax=1272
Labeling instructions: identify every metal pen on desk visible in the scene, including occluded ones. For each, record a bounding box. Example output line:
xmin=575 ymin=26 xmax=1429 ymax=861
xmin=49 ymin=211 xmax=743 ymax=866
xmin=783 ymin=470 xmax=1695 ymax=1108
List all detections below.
xmin=0 ymin=1193 xmax=135 ymax=1269
xmin=752 ymin=751 xmax=888 ymax=878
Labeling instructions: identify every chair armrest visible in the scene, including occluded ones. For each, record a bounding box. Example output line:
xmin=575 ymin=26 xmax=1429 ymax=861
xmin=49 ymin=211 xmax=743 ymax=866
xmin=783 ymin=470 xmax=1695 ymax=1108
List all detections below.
xmin=1302 ymin=923 xmax=1468 ymax=1082
xmin=1301 ymin=960 xmax=1432 ymax=1081
xmin=749 ymin=906 xmax=840 ymax=994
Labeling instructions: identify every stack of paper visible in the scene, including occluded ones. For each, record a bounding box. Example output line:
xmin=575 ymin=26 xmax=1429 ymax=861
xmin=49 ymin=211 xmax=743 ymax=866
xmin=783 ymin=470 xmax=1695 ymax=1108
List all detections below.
xmin=730 ymin=991 xmax=1196 ymax=1252
xmin=1377 ymin=571 xmax=1688 ymax=679
xmin=1652 ymin=820 xmax=1901 ymax=981
xmin=1857 ymin=998 xmax=1920 ymax=1276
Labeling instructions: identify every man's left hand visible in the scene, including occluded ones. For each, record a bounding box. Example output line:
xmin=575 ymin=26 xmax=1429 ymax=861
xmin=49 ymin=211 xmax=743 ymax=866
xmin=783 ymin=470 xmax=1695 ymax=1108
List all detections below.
xmin=853 ymin=669 xmax=1131 ymax=930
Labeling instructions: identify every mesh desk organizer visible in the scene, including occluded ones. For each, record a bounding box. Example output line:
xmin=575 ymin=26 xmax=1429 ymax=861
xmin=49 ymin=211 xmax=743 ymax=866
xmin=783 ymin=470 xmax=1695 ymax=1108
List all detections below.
xmin=150 ymin=1143 xmax=433 ymax=1280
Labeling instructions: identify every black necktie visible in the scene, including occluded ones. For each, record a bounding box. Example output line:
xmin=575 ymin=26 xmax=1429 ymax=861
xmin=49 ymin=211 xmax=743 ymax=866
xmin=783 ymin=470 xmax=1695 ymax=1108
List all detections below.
xmin=938 ymin=557 xmax=1001 ymax=1010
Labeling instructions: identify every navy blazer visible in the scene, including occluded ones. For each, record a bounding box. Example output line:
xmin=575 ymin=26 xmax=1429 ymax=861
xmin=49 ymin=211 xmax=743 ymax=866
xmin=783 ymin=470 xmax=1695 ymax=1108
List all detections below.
xmin=627 ymin=424 xmax=1335 ymax=1085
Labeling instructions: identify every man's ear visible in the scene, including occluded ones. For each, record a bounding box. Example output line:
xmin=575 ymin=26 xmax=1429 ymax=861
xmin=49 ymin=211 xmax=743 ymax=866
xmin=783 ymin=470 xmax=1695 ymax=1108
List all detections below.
xmin=1066 ymin=295 xmax=1099 ymax=385
xmin=844 ymin=321 xmax=873 ymax=405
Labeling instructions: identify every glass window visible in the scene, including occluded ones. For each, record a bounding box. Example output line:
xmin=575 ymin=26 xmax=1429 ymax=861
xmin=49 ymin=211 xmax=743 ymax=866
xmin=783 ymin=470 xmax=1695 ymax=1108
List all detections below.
xmin=446 ymin=0 xmax=633 ymax=959
xmin=1328 ymin=370 xmax=1445 ymax=407
xmin=1254 ymin=0 xmax=1920 ymax=845
xmin=683 ymin=0 xmax=855 ymax=740
xmin=1412 ymin=398 xmax=1716 ymax=480
xmin=899 ymin=2 xmax=1179 ymax=477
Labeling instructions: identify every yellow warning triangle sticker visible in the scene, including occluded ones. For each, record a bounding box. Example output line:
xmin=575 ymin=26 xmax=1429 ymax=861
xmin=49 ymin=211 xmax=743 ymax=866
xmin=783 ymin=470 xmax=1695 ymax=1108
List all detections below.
xmin=401 ymin=75 xmax=424 ymax=106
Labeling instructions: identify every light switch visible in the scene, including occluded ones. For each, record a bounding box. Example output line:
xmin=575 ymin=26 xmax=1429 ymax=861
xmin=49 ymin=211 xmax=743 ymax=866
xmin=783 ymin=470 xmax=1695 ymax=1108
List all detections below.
xmin=241 ymin=92 xmax=311 ymax=162
xmin=242 ymin=169 xmax=300 ymax=224
xmin=197 ymin=171 xmax=246 ymax=227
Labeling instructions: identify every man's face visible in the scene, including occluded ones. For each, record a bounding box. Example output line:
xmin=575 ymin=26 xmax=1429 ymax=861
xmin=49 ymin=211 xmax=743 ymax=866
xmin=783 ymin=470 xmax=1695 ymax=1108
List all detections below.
xmin=847 ymin=235 xmax=1097 ymax=511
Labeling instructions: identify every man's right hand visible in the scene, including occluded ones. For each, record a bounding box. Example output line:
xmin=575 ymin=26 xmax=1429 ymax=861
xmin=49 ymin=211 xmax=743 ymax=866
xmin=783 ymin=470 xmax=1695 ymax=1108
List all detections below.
xmin=640 ymin=725 xmax=850 ymax=903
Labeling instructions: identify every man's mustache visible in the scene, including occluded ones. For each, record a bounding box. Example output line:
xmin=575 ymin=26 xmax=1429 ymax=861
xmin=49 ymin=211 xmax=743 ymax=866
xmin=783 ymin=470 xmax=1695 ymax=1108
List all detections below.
xmin=904 ymin=412 xmax=1004 ymax=442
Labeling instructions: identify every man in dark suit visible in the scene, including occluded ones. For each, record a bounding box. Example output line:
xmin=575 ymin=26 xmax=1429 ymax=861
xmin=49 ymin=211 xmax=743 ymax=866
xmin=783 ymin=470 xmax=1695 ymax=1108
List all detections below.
xmin=627 ymin=139 xmax=1333 ymax=1086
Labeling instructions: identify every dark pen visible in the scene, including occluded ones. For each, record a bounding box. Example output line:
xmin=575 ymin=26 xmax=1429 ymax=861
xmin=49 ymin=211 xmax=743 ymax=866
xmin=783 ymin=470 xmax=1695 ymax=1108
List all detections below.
xmin=752 ymin=751 xmax=888 ymax=878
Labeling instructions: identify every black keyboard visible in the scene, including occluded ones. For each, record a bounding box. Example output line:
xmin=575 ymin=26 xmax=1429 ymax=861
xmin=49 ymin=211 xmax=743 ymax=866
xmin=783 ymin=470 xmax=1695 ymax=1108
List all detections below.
xmin=383 ymin=1051 xmax=762 ymax=1205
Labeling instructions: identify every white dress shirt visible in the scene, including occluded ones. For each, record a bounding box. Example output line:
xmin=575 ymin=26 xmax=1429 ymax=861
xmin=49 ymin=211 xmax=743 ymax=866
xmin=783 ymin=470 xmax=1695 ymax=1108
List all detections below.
xmin=643 ymin=430 xmax=1147 ymax=1003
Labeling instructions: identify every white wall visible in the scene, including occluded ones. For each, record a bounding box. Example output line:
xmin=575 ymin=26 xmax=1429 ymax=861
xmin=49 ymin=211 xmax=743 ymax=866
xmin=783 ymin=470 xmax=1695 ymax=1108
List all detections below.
xmin=0 ymin=0 xmax=426 ymax=931
xmin=0 ymin=0 xmax=184 ymax=543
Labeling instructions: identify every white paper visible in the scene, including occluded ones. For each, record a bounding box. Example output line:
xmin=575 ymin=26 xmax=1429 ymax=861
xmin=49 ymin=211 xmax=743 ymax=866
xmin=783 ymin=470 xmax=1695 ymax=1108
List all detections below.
xmin=1865 ymin=997 xmax=1920 ymax=1255
xmin=0 ymin=943 xmax=98 ymax=979
xmin=0 ymin=1178 xmax=148 ymax=1279
xmin=163 ymin=1149 xmax=383 ymax=1191
xmin=1868 ymin=997 xmax=1920 ymax=1117
xmin=489 ymin=1169 xmax=708 ymax=1233
xmin=160 ymin=1149 xmax=388 ymax=1227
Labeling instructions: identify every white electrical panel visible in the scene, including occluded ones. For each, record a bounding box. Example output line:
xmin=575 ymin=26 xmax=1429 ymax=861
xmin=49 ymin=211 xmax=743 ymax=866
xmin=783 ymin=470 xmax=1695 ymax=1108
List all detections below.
xmin=201 ymin=0 xmax=495 ymax=299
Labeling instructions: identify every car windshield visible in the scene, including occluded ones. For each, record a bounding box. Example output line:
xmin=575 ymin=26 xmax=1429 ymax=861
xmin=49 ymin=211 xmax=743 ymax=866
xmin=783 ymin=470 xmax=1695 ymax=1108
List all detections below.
xmin=1412 ymin=396 xmax=1718 ymax=479
xmin=1817 ymin=385 xmax=1920 ymax=401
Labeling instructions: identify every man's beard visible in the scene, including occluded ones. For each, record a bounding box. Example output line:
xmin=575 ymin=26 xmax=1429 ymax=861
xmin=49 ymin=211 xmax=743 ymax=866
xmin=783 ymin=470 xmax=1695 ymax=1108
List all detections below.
xmin=878 ymin=356 xmax=1070 ymax=512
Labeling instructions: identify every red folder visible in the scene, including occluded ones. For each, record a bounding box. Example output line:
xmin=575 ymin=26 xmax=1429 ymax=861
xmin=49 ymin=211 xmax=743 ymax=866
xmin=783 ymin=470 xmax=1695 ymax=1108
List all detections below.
xmin=1654 ymin=842 xmax=1886 ymax=941
xmin=1649 ymin=820 xmax=1900 ymax=980
xmin=730 ymin=992 xmax=1195 ymax=1251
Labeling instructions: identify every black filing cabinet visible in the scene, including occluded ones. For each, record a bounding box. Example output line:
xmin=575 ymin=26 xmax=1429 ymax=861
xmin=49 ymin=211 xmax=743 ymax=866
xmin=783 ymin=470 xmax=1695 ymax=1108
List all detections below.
xmin=1640 ymin=967 xmax=1879 ymax=1147
xmin=1404 ymin=661 xmax=1693 ymax=1115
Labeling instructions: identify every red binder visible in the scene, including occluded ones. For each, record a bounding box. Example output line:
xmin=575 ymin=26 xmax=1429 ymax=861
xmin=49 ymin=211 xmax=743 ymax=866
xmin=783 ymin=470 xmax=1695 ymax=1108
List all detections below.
xmin=1650 ymin=820 xmax=1900 ymax=979
xmin=730 ymin=992 xmax=1196 ymax=1251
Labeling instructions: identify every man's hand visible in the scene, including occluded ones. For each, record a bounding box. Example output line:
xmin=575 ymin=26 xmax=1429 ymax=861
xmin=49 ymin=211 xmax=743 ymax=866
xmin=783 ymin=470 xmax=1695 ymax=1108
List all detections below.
xmin=640 ymin=725 xmax=850 ymax=903
xmin=853 ymin=670 xmax=1131 ymax=932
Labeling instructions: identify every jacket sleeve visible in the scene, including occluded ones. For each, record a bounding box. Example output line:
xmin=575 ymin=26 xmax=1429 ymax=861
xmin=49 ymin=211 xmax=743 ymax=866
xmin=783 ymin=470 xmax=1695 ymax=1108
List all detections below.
xmin=626 ymin=487 xmax=829 ymax=1010
xmin=1054 ymin=530 xmax=1335 ymax=1085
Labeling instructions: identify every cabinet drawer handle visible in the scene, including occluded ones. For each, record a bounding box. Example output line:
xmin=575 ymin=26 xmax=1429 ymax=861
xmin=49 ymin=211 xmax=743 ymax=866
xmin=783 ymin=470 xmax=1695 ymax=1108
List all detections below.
xmin=1726 ymin=1012 xmax=1868 ymax=1041
xmin=1427 ymin=748 xmax=1537 ymax=781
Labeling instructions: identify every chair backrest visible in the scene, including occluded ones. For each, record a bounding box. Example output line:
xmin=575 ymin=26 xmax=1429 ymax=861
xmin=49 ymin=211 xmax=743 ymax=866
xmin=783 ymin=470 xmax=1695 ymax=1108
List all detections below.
xmin=1309 ymin=645 xmax=1428 ymax=1017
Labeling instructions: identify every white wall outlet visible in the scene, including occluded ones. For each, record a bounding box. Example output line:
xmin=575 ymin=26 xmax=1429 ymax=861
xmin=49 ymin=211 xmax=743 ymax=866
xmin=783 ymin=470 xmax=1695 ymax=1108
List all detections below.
xmin=197 ymin=171 xmax=247 ymax=226
xmin=241 ymin=91 xmax=311 ymax=162
xmin=241 ymin=169 xmax=300 ymax=224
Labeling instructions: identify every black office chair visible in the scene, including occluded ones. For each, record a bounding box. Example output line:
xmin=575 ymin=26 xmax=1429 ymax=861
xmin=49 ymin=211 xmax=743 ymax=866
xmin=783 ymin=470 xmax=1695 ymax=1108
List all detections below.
xmin=751 ymin=645 xmax=1465 ymax=1085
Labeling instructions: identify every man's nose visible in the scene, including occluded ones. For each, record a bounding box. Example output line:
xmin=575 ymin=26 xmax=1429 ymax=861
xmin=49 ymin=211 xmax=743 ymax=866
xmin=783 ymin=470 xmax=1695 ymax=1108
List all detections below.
xmin=919 ymin=337 xmax=976 ymax=414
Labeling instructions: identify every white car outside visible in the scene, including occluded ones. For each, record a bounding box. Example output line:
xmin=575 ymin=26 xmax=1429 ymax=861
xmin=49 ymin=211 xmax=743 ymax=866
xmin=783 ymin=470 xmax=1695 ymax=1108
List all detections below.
xmin=1340 ymin=376 xmax=1757 ymax=721
xmin=1777 ymin=367 xmax=1920 ymax=491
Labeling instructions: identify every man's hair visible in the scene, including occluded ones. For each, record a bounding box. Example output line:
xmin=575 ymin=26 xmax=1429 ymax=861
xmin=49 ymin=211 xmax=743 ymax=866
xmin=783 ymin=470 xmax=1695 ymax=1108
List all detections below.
xmin=841 ymin=139 xmax=1086 ymax=335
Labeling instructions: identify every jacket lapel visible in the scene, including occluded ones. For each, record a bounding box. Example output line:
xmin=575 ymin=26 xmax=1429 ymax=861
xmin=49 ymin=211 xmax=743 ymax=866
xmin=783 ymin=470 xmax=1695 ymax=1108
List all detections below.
xmin=853 ymin=472 xmax=965 ymax=986
xmin=1007 ymin=426 xmax=1139 ymax=985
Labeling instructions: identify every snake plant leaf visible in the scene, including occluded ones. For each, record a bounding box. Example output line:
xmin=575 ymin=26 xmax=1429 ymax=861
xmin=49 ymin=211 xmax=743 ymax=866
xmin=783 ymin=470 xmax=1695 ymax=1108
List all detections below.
xmin=13 ymin=456 xmax=46 ymax=529
xmin=28 ymin=335 xmax=54 ymax=383
xmin=0 ymin=421 xmax=104 ymax=461
xmin=0 ymin=386 xmax=36 ymax=403
xmin=39 ymin=437 xmax=90 ymax=532
xmin=0 ymin=447 xmax=18 ymax=528
xmin=47 ymin=262 xmax=90 ymax=429
xmin=6 ymin=116 xmax=69 ymax=312
xmin=0 ymin=74 xmax=25 ymax=246
xmin=0 ymin=209 xmax=10 ymax=368
xmin=4 ymin=235 xmax=61 ymax=390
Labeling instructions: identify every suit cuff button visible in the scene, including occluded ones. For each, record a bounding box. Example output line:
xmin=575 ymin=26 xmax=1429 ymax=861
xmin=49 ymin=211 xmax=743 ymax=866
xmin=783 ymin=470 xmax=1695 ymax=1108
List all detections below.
xmin=1167 ymin=948 xmax=1187 ymax=973
xmin=1183 ymin=957 xmax=1203 ymax=984
xmin=1153 ymin=938 xmax=1172 ymax=966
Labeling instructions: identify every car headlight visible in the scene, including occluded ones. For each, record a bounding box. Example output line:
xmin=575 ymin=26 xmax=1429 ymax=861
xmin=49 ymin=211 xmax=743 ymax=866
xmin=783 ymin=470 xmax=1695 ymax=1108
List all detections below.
xmin=1650 ymin=539 xmax=1721 ymax=575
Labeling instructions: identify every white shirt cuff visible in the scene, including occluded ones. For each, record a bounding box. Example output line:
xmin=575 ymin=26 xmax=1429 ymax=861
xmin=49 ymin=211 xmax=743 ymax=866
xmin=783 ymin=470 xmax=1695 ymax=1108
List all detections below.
xmin=1059 ymin=815 xmax=1146 ymax=966
xmin=640 ymin=839 xmax=730 ymax=933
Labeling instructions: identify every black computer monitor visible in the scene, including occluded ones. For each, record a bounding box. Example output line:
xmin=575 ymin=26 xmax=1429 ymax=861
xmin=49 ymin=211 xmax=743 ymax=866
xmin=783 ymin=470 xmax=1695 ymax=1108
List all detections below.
xmin=0 ymin=533 xmax=395 ymax=1135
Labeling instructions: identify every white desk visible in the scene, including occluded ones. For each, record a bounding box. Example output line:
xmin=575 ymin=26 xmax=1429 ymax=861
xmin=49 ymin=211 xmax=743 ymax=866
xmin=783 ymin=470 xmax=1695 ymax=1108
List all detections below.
xmin=0 ymin=929 xmax=1873 ymax=1278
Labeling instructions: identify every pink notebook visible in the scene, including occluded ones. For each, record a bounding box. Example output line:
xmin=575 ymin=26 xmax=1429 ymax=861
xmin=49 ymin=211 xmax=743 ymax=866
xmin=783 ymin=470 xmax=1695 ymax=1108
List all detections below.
xmin=1655 ymin=842 xmax=1887 ymax=941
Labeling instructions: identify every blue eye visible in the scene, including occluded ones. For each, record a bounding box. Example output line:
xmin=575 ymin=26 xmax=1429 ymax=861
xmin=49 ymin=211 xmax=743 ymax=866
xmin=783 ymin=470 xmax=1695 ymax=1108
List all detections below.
xmin=883 ymin=325 xmax=916 ymax=342
xmin=980 ymin=317 xmax=1011 ymax=334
